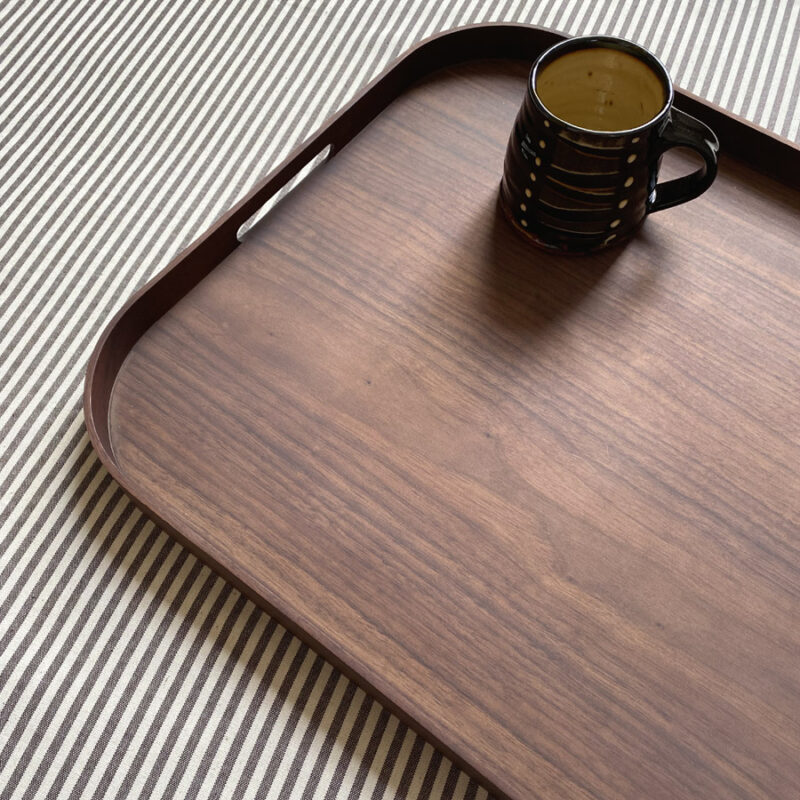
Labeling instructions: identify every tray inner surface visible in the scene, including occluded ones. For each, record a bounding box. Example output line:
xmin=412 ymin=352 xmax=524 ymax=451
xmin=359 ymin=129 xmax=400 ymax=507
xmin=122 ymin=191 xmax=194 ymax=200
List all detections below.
xmin=109 ymin=60 xmax=800 ymax=799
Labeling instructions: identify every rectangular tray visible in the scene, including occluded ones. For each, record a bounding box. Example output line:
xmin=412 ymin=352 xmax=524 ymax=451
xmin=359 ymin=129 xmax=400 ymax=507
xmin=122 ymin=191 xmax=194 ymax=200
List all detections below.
xmin=85 ymin=24 xmax=800 ymax=800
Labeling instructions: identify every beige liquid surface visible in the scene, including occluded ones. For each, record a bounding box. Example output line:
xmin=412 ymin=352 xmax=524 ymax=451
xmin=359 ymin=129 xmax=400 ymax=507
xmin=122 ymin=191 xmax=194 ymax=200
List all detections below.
xmin=536 ymin=47 xmax=666 ymax=131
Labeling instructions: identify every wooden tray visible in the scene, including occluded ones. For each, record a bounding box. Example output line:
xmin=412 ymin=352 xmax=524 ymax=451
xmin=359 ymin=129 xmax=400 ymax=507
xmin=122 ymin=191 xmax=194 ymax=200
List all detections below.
xmin=85 ymin=24 xmax=800 ymax=800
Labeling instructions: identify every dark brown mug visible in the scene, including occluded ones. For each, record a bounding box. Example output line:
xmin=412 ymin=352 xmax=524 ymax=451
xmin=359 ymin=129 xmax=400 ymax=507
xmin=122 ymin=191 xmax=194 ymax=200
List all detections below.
xmin=500 ymin=35 xmax=719 ymax=253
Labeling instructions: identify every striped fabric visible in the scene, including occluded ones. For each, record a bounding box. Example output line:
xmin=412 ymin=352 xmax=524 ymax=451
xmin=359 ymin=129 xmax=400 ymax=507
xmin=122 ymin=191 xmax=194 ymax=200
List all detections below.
xmin=1 ymin=1 xmax=797 ymax=798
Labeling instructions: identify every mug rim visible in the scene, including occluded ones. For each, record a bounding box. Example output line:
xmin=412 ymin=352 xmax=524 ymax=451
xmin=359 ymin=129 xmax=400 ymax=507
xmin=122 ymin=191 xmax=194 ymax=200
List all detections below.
xmin=528 ymin=35 xmax=674 ymax=137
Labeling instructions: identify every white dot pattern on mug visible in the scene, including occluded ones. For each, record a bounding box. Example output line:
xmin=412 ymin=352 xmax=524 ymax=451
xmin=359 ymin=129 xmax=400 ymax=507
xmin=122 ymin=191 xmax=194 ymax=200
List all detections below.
xmin=505 ymin=114 xmax=648 ymax=251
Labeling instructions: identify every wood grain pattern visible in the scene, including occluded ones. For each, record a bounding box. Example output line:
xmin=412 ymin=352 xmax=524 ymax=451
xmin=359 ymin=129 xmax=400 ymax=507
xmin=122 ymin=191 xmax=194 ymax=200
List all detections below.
xmin=85 ymin=26 xmax=800 ymax=800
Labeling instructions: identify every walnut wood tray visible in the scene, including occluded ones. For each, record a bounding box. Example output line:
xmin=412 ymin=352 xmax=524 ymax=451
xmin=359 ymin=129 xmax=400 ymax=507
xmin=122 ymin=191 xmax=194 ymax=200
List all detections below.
xmin=85 ymin=24 xmax=800 ymax=800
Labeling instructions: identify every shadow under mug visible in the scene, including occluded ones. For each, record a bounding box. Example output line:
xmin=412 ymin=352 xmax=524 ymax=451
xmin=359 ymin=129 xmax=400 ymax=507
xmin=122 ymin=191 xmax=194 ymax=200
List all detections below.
xmin=500 ymin=35 xmax=720 ymax=253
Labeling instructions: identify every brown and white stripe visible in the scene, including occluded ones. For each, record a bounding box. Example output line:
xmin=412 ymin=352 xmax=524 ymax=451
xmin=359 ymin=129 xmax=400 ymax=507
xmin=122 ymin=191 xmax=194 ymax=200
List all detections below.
xmin=1 ymin=1 xmax=797 ymax=798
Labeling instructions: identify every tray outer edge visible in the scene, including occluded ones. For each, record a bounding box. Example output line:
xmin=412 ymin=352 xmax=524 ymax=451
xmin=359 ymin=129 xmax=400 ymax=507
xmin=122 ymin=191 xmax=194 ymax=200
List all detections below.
xmin=83 ymin=23 xmax=800 ymax=800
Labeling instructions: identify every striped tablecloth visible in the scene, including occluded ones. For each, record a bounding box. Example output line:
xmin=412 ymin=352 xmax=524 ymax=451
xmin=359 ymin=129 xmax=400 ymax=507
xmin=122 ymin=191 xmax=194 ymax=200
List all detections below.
xmin=1 ymin=2 xmax=797 ymax=798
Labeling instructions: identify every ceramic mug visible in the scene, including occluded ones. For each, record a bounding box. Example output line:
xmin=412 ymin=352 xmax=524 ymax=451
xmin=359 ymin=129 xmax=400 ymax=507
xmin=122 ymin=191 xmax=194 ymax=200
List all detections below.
xmin=500 ymin=35 xmax=719 ymax=253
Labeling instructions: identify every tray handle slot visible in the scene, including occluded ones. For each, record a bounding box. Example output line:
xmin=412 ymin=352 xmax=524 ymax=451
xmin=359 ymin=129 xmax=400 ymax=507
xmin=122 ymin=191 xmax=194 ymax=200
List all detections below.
xmin=236 ymin=145 xmax=332 ymax=240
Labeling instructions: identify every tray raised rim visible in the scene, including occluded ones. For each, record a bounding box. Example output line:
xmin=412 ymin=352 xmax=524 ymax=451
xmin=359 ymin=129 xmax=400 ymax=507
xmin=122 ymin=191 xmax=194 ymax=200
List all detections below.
xmin=84 ymin=23 xmax=800 ymax=800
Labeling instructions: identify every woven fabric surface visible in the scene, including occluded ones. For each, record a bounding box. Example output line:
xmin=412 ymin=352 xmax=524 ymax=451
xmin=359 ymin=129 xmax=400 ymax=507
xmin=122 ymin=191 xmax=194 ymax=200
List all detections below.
xmin=1 ymin=1 xmax=798 ymax=798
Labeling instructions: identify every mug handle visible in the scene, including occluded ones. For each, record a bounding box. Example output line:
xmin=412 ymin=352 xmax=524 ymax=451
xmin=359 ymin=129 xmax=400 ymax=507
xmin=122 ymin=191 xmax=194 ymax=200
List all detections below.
xmin=648 ymin=108 xmax=719 ymax=213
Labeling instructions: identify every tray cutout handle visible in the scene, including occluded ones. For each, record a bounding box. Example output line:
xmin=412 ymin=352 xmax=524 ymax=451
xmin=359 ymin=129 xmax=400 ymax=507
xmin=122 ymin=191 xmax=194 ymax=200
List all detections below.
xmin=237 ymin=145 xmax=333 ymax=241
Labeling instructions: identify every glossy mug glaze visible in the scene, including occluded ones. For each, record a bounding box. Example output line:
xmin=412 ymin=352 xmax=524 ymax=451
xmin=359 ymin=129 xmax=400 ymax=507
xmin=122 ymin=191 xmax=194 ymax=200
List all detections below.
xmin=500 ymin=35 xmax=719 ymax=253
